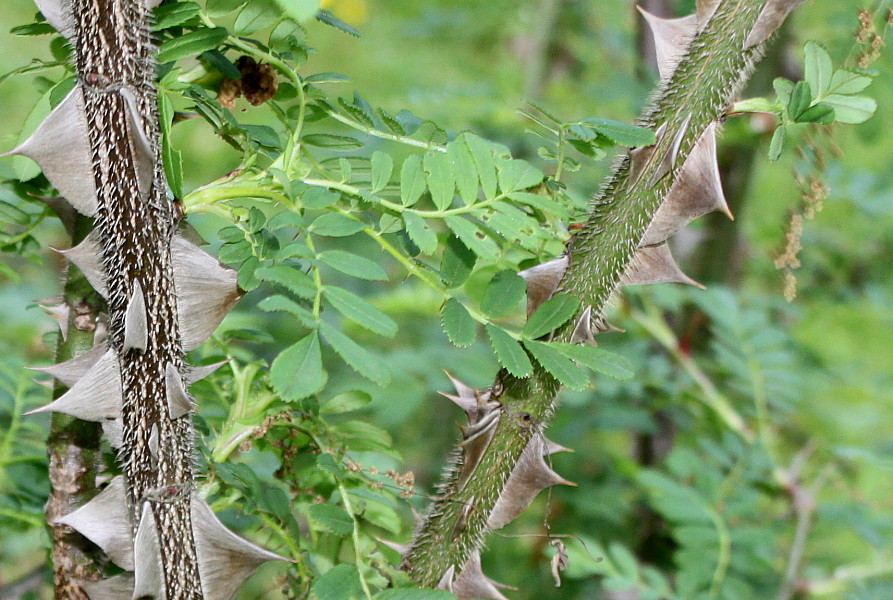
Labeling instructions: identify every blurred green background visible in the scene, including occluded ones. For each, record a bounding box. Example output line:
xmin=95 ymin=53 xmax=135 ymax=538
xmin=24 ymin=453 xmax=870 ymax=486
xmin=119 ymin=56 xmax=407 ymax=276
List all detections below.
xmin=1 ymin=0 xmax=892 ymax=598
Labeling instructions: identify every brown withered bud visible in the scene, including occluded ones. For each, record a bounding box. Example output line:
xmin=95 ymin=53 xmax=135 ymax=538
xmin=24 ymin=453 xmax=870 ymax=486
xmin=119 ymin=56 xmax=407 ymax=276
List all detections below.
xmin=238 ymin=56 xmax=279 ymax=106
xmin=217 ymin=56 xmax=279 ymax=108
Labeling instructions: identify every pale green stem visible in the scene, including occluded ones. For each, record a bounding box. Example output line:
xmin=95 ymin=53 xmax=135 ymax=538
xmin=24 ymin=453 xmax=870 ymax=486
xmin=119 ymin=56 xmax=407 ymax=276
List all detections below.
xmin=337 ymin=481 xmax=374 ymax=600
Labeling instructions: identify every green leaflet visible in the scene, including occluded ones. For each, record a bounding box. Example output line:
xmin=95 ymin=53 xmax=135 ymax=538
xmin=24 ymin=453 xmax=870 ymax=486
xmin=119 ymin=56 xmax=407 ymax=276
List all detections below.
xmin=485 ymin=324 xmax=531 ymax=377
xmin=319 ymin=321 xmax=391 ymax=386
xmin=318 ymin=250 xmax=388 ymax=281
xmin=323 ymin=286 xmax=397 ymax=336
xmin=402 ymin=211 xmax=437 ymax=255
xmin=270 ymin=332 xmax=327 ymax=400
xmin=441 ymin=298 xmax=476 ymax=347
xmin=480 ymin=270 xmax=526 ymax=318
xmin=521 ymin=294 xmax=580 ymax=339
xmin=157 ymin=27 xmax=228 ymax=63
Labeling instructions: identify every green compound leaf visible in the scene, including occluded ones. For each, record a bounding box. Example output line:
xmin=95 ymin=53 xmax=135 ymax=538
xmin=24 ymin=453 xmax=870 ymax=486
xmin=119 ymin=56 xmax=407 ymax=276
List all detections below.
xmin=270 ymin=332 xmax=327 ymax=401
xmin=256 ymin=264 xmax=316 ymax=298
xmin=400 ymin=154 xmax=427 ymax=207
xmin=481 ymin=270 xmax=526 ymax=318
xmin=370 ymin=150 xmax=393 ymax=193
xmin=323 ymin=286 xmax=397 ymax=337
xmin=157 ymin=27 xmax=228 ymax=63
xmin=206 ymin=0 xmax=247 ymax=18
xmin=523 ymin=340 xmax=589 ymax=390
xmin=549 ymin=342 xmax=634 ymax=380
xmin=441 ymin=298 xmax=476 ymax=347
xmin=402 ymin=211 xmax=437 ymax=255
xmin=486 ymin=324 xmax=532 ymax=377
xmin=319 ymin=321 xmax=391 ymax=385
xmin=521 ymin=294 xmax=580 ymax=339
xmin=317 ymin=250 xmax=388 ymax=281
xmin=309 ymin=213 xmax=366 ymax=237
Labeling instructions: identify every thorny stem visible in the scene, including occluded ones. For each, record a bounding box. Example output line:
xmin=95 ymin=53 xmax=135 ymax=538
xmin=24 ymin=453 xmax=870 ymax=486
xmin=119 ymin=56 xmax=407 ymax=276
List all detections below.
xmin=404 ymin=0 xmax=784 ymax=585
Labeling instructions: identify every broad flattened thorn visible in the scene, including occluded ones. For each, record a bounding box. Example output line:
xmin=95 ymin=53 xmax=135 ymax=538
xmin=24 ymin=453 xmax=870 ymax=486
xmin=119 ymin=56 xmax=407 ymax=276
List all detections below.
xmin=2 ymin=86 xmax=97 ymax=216
xmin=165 ymin=363 xmax=194 ymax=419
xmin=120 ymin=88 xmax=154 ymax=199
xmin=39 ymin=301 xmax=70 ymax=340
xmin=56 ymin=476 xmax=134 ymax=570
xmin=696 ymin=0 xmax=720 ymax=26
xmin=569 ymin=306 xmax=595 ymax=345
xmin=744 ymin=0 xmax=804 ymax=49
xmin=191 ymin=495 xmax=293 ymax=599
xmin=642 ymin=121 xmax=732 ymax=246
xmin=447 ymin=551 xmax=512 ymax=600
xmin=55 ymin=232 xmax=106 ymax=297
xmin=24 ymin=348 xmax=122 ymax=421
xmin=620 ymin=243 xmax=704 ymax=289
xmin=185 ymin=359 xmax=230 ymax=385
xmin=519 ymin=255 xmax=569 ymax=316
xmin=637 ymin=7 xmax=698 ymax=80
xmin=171 ymin=236 xmax=241 ymax=351
xmin=439 ymin=370 xmax=478 ymax=414
xmin=133 ymin=503 xmax=166 ymax=600
xmin=487 ymin=433 xmax=574 ymax=529
xmin=123 ymin=281 xmax=148 ymax=352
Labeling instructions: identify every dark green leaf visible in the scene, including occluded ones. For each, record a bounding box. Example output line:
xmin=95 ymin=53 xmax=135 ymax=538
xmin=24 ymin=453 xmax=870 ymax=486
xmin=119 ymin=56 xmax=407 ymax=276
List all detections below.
xmin=200 ymin=49 xmax=241 ymax=79
xmin=521 ymin=294 xmax=580 ymax=339
xmin=549 ymin=343 xmax=634 ymax=380
xmin=447 ymin=139 xmax=479 ymax=205
xmin=270 ymin=332 xmax=326 ymax=400
xmin=154 ymin=2 xmax=201 ymax=29
xmin=157 ymin=27 xmax=228 ymax=63
xmin=323 ymin=286 xmax=397 ymax=337
xmin=486 ymin=324 xmax=532 ymax=377
xmin=441 ymin=298 xmax=476 ymax=347
xmin=523 ymin=340 xmax=589 ymax=389
xmin=257 ymin=294 xmax=315 ymax=325
xmin=787 ymin=81 xmax=812 ymax=120
xmin=481 ymin=270 xmax=526 ymax=318
xmin=795 ymin=103 xmax=835 ymax=124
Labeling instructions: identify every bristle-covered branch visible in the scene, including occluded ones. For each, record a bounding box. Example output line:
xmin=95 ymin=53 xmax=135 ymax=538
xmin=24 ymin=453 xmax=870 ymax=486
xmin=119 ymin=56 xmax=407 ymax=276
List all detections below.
xmin=12 ymin=0 xmax=284 ymax=597
xmin=403 ymin=0 xmax=801 ymax=593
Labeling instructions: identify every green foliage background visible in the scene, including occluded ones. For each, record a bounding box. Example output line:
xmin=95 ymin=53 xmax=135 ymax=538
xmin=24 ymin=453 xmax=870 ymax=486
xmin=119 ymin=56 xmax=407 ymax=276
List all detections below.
xmin=1 ymin=0 xmax=892 ymax=599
